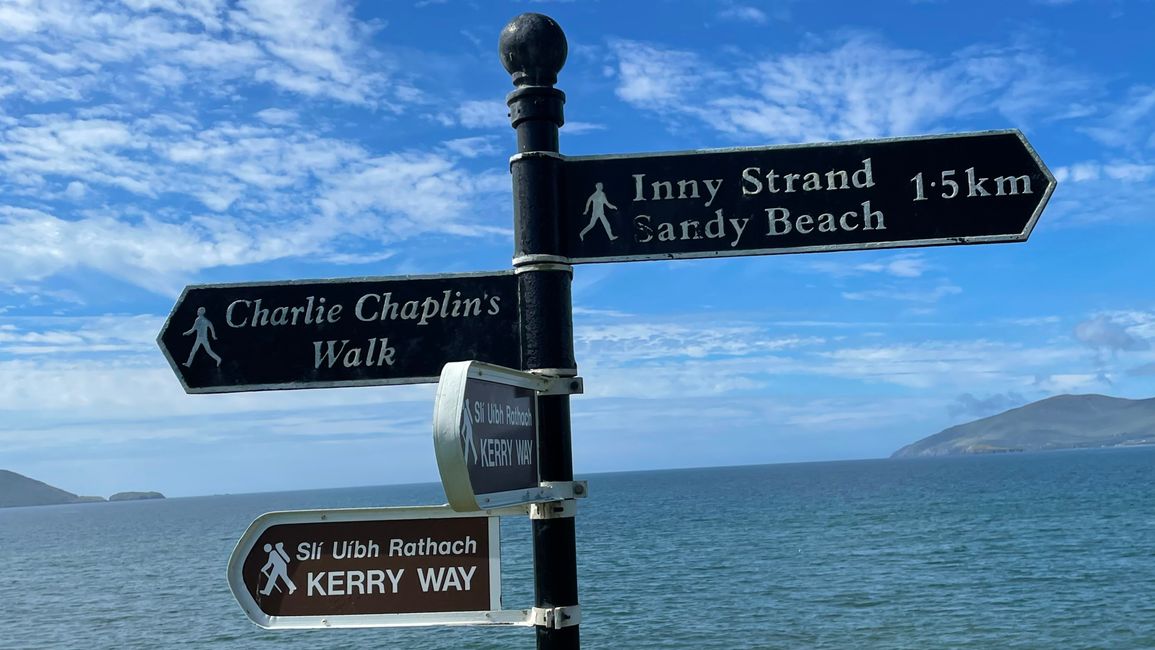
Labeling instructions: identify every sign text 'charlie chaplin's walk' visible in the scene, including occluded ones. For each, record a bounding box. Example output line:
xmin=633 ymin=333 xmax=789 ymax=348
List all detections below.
xmin=227 ymin=506 xmax=526 ymax=629
xmin=559 ymin=130 xmax=1054 ymax=264
xmin=158 ymin=272 xmax=519 ymax=393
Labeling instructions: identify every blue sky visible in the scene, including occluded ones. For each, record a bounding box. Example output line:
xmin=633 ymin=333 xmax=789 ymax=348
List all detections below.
xmin=1 ymin=0 xmax=1153 ymax=498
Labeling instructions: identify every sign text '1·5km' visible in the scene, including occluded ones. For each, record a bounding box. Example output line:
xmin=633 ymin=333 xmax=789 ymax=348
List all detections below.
xmin=157 ymin=271 xmax=520 ymax=393
xmin=558 ymin=130 xmax=1055 ymax=264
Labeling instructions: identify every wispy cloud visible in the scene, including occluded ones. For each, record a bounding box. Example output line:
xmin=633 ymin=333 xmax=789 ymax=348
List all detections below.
xmin=607 ymin=33 xmax=1094 ymax=142
xmin=1079 ymin=85 xmax=1155 ymax=150
xmin=717 ymin=4 xmax=769 ymax=25
xmin=0 ymin=1 xmax=519 ymax=297
xmin=842 ymin=283 xmax=961 ymax=303
xmin=949 ymin=391 xmax=1027 ymax=418
xmin=808 ymin=253 xmax=932 ymax=278
xmin=454 ymin=100 xmax=508 ymax=129
xmin=0 ymin=0 xmax=398 ymax=107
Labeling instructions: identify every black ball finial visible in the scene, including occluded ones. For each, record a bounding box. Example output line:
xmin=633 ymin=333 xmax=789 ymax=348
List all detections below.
xmin=499 ymin=13 xmax=567 ymax=86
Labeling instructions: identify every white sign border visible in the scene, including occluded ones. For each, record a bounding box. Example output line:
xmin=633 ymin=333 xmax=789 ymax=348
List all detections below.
xmin=227 ymin=504 xmax=525 ymax=629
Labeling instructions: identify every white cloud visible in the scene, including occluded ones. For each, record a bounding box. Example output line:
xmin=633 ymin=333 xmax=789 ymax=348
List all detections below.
xmin=255 ymin=108 xmax=299 ymax=125
xmin=577 ymin=318 xmax=821 ymax=363
xmin=1045 ymin=164 xmax=1155 ymax=226
xmin=808 ymin=252 xmax=931 ymax=278
xmin=1079 ymin=86 xmax=1155 ymax=149
xmin=63 ymin=180 xmax=86 ymax=199
xmin=0 ymin=0 xmax=401 ymax=109
xmin=842 ymin=283 xmax=961 ymax=303
xmin=316 ymin=152 xmax=509 ymax=238
xmin=0 ymin=101 xmax=511 ymax=293
xmin=562 ymin=121 xmax=605 ymax=135
xmin=608 ymin=33 xmax=1094 ymax=142
xmin=610 ymin=40 xmax=711 ymax=108
xmin=717 ymin=5 xmax=769 ymax=24
xmin=0 ymin=206 xmax=314 ymax=294
xmin=441 ymin=136 xmax=500 ymax=159
xmin=0 ymin=314 xmax=160 ymax=355
xmin=568 ymin=307 xmax=1098 ymax=400
xmin=1055 ymin=161 xmax=1155 ymax=184
xmin=818 ymin=339 xmax=1081 ymax=389
xmin=1074 ymin=313 xmax=1152 ymax=356
xmin=456 ymin=100 xmax=508 ymax=129
xmin=1032 ymin=372 xmax=1106 ymax=393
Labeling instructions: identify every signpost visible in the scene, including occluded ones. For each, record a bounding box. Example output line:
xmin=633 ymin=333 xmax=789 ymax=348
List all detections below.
xmin=433 ymin=361 xmax=584 ymax=511
xmin=157 ymin=271 xmax=519 ymax=393
xmin=226 ymin=505 xmax=526 ymax=629
xmin=156 ymin=11 xmax=1056 ymax=650
xmin=559 ymin=130 xmax=1055 ymax=264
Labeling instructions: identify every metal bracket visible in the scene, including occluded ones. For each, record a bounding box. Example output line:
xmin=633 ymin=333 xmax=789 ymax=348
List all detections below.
xmin=529 ymin=367 xmax=578 ymax=378
xmin=529 ymin=499 xmax=576 ymax=520
xmin=537 ymin=375 xmax=583 ymax=395
xmin=512 ymin=253 xmax=571 ymax=266
xmin=509 ymin=151 xmax=565 ymax=165
xmin=530 ymin=605 xmax=581 ymax=629
xmin=540 ymin=480 xmax=588 ymax=499
xmin=464 ymin=362 xmax=581 ymax=395
xmin=513 ymin=261 xmax=573 ymax=275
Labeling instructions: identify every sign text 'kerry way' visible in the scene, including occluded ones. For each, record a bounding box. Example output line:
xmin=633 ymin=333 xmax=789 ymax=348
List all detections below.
xmin=158 ymin=272 xmax=520 ymax=393
xmin=227 ymin=506 xmax=507 ymax=629
xmin=434 ymin=362 xmax=544 ymax=511
xmin=559 ymin=130 xmax=1055 ymax=264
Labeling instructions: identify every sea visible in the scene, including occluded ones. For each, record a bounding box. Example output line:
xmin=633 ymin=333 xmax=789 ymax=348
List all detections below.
xmin=2 ymin=447 xmax=1153 ymax=650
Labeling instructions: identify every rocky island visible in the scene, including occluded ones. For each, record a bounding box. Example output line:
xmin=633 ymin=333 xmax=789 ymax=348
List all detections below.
xmin=0 ymin=470 xmax=164 ymax=508
xmin=109 ymin=491 xmax=166 ymax=501
xmin=893 ymin=393 xmax=1155 ymax=458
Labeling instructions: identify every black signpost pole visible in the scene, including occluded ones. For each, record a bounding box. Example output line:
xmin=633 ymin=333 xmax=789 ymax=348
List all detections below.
xmin=500 ymin=14 xmax=580 ymax=650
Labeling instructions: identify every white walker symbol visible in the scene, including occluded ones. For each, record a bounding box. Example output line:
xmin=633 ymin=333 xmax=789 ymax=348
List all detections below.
xmin=182 ymin=306 xmax=222 ymax=367
xmin=461 ymin=399 xmax=479 ymax=464
xmin=579 ymin=181 xmax=618 ymax=241
xmin=259 ymin=542 xmax=296 ymax=596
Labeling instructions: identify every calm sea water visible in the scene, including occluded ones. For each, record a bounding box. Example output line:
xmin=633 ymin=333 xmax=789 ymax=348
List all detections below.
xmin=2 ymin=448 xmax=1153 ymax=649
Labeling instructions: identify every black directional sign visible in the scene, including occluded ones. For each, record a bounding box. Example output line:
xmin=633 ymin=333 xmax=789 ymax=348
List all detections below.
xmin=158 ymin=272 xmax=520 ymax=393
xmin=559 ymin=130 xmax=1054 ymax=264
xmin=434 ymin=362 xmax=543 ymax=512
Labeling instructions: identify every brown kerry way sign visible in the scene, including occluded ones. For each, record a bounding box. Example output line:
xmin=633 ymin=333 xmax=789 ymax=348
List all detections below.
xmin=235 ymin=514 xmax=495 ymax=620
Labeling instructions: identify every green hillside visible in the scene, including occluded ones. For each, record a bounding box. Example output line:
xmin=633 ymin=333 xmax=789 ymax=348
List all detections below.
xmin=892 ymin=394 xmax=1155 ymax=458
xmin=0 ymin=470 xmax=105 ymax=508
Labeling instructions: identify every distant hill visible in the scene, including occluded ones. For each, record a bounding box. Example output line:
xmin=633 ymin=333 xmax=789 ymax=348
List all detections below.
xmin=0 ymin=470 xmax=106 ymax=508
xmin=892 ymin=394 xmax=1155 ymax=458
xmin=110 ymin=491 xmax=165 ymax=502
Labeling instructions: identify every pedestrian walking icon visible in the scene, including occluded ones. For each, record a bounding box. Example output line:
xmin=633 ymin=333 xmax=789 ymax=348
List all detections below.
xmin=259 ymin=542 xmax=296 ymax=596
xmin=579 ymin=182 xmax=618 ymax=241
xmin=182 ymin=306 xmax=222 ymax=367
xmin=461 ymin=399 xmax=478 ymax=464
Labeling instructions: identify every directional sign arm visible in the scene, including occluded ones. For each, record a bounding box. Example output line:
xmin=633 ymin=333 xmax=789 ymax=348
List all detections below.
xmin=558 ymin=130 xmax=1055 ymax=264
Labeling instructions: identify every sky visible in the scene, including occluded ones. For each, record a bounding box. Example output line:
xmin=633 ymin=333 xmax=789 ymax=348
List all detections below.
xmin=1 ymin=0 xmax=1153 ymax=498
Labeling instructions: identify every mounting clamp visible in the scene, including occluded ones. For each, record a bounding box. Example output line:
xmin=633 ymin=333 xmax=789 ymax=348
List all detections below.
xmin=530 ymin=605 xmax=581 ymax=629
xmin=539 ymin=480 xmax=588 ymax=500
xmin=529 ymin=499 xmax=576 ymax=520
